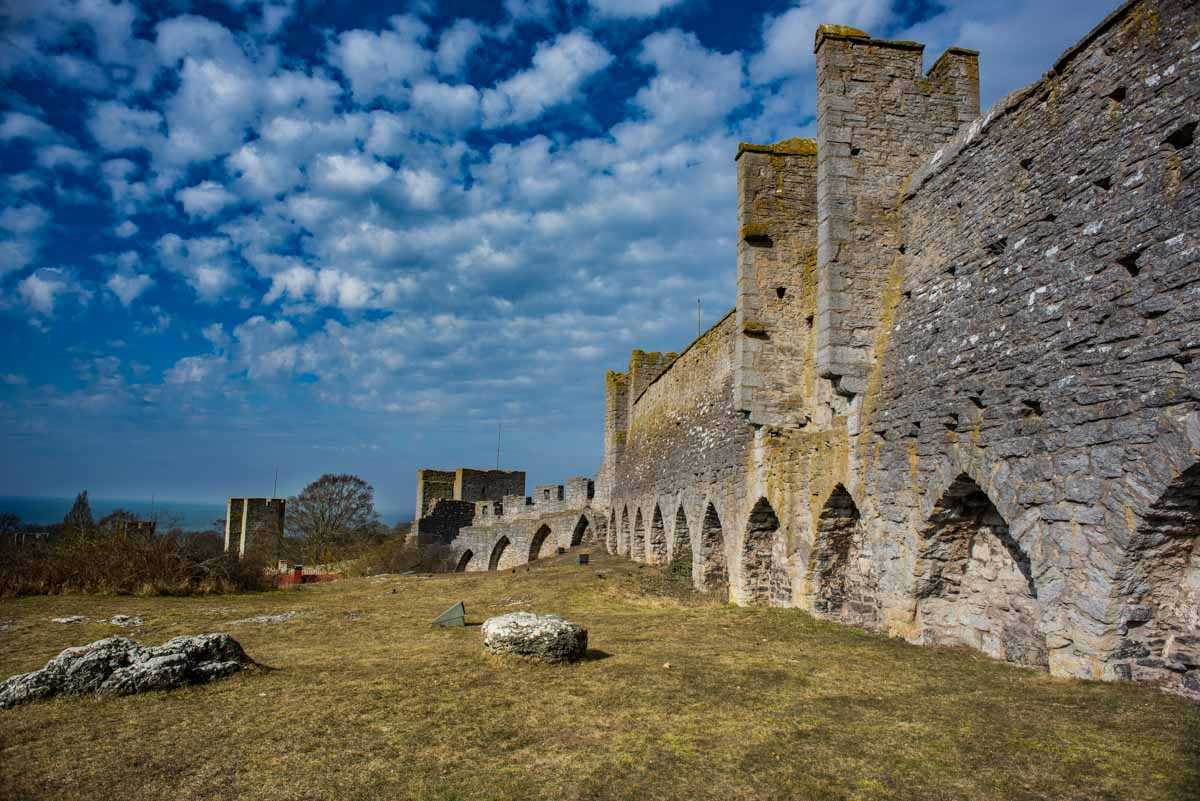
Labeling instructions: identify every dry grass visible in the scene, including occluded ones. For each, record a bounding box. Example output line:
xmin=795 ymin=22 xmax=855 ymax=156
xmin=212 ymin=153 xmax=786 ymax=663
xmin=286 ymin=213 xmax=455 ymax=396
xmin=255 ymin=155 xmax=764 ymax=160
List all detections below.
xmin=0 ymin=550 xmax=1197 ymax=801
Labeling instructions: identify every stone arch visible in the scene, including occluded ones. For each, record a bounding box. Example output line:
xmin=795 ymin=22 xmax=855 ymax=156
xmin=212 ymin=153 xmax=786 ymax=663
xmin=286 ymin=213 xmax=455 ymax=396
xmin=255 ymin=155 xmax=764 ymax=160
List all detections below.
xmin=914 ymin=473 xmax=1047 ymax=667
xmin=670 ymin=506 xmax=691 ymax=566
xmin=810 ymin=484 xmax=879 ymax=626
xmin=620 ymin=506 xmax=631 ymax=557
xmin=632 ymin=508 xmax=646 ymax=561
xmin=647 ymin=505 xmax=668 ymax=565
xmin=607 ymin=509 xmax=617 ymax=554
xmin=571 ymin=515 xmax=589 ymax=547
xmin=529 ymin=525 xmax=553 ymax=562
xmin=1114 ymin=463 xmax=1200 ymax=693
xmin=699 ymin=503 xmax=729 ymax=599
xmin=488 ymin=536 xmax=511 ymax=571
xmin=455 ymin=550 xmax=474 ymax=572
xmin=741 ymin=498 xmax=784 ymax=606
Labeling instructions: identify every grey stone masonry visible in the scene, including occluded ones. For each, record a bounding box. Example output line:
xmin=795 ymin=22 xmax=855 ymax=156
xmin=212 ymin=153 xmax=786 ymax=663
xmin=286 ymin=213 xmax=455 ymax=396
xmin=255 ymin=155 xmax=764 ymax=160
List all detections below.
xmin=224 ymin=498 xmax=284 ymax=560
xmin=593 ymin=0 xmax=1200 ymax=699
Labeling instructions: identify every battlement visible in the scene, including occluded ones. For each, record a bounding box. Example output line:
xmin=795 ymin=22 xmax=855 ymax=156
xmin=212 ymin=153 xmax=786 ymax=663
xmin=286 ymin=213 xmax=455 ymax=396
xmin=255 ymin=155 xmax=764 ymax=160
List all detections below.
xmin=470 ymin=475 xmax=594 ymax=527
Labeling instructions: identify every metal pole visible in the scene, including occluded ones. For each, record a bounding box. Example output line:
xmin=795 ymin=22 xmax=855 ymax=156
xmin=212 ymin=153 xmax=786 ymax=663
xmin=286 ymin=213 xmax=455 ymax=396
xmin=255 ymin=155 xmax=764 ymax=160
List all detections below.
xmin=697 ymin=298 xmax=701 ymax=336
xmin=273 ymin=467 xmax=278 ymax=498
xmin=496 ymin=422 xmax=502 ymax=469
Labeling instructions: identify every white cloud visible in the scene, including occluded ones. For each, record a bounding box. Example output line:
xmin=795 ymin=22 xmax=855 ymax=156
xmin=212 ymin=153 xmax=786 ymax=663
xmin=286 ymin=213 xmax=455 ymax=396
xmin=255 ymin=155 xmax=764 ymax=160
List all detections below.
xmin=0 ymin=373 xmax=27 ymax=386
xmin=176 ymin=180 xmax=238 ymax=218
xmin=0 ymin=204 xmax=50 ymax=236
xmin=750 ymin=0 xmax=892 ymax=83
xmin=0 ymin=112 xmax=57 ymax=142
xmin=481 ymin=30 xmax=613 ymax=128
xmin=88 ymin=101 xmax=164 ymax=152
xmin=328 ymin=15 xmax=432 ymax=102
xmin=35 ymin=144 xmax=92 ymax=171
xmin=115 ymin=220 xmax=139 ymax=238
xmin=165 ymin=353 xmax=227 ymax=384
xmin=589 ymin=0 xmax=687 ymax=18
xmin=155 ymin=233 xmax=238 ymax=300
xmin=17 ymin=267 xmax=87 ymax=316
xmin=635 ymin=30 xmax=745 ymax=134
xmin=202 ymin=322 xmax=231 ymax=350
xmin=106 ymin=271 xmax=155 ymax=306
xmin=310 ymin=153 xmax=394 ymax=194
xmin=435 ymin=19 xmax=483 ymax=76
xmin=410 ymin=81 xmax=481 ymax=132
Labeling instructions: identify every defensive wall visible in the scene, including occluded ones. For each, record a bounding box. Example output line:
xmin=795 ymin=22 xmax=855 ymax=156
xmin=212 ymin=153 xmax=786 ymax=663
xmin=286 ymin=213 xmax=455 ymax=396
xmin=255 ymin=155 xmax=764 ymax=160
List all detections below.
xmin=448 ymin=476 xmax=600 ymax=572
xmin=594 ymin=0 xmax=1200 ymax=695
xmin=224 ymin=497 xmax=285 ymax=560
xmin=411 ymin=467 xmax=526 ymax=544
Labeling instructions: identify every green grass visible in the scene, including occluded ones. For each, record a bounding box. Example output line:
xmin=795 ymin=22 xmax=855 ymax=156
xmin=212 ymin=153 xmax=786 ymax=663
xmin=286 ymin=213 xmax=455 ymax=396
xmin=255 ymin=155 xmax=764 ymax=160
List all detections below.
xmin=1 ymin=550 xmax=1197 ymax=801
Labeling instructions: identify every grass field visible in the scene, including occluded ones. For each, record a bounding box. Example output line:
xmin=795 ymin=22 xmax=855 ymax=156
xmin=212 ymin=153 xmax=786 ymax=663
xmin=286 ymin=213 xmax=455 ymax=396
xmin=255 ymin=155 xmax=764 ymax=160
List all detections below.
xmin=1 ymin=550 xmax=1197 ymax=801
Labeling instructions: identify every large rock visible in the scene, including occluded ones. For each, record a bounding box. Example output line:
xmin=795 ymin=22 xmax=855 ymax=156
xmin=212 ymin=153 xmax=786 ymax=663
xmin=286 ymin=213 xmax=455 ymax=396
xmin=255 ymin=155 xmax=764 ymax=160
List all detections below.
xmin=482 ymin=612 xmax=587 ymax=663
xmin=0 ymin=634 xmax=253 ymax=709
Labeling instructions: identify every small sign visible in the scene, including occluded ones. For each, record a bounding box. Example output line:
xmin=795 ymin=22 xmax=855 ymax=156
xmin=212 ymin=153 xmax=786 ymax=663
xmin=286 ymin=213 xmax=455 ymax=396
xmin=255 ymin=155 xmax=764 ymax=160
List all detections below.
xmin=578 ymin=554 xmax=590 ymax=565
xmin=432 ymin=601 xmax=466 ymax=627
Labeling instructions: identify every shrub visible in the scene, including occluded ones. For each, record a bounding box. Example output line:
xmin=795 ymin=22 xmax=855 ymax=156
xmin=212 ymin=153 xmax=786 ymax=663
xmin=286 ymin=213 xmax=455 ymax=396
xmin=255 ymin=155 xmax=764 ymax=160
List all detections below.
xmin=0 ymin=533 xmax=272 ymax=597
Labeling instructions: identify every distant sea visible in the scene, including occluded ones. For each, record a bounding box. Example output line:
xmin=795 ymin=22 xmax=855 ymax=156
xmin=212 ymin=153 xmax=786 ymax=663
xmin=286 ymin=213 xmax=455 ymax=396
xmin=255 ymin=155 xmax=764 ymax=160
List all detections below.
xmin=0 ymin=496 xmax=412 ymax=532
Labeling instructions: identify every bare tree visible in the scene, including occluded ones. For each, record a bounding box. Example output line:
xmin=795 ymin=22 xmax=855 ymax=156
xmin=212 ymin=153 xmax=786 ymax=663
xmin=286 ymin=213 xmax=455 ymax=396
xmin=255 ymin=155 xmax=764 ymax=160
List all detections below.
xmin=63 ymin=490 xmax=95 ymax=543
xmin=286 ymin=474 xmax=380 ymax=557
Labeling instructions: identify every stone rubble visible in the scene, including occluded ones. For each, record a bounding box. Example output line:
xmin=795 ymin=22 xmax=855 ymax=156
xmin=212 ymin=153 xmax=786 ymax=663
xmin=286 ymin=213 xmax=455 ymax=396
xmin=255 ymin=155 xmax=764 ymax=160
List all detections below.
xmin=0 ymin=634 xmax=253 ymax=709
xmin=482 ymin=612 xmax=588 ymax=663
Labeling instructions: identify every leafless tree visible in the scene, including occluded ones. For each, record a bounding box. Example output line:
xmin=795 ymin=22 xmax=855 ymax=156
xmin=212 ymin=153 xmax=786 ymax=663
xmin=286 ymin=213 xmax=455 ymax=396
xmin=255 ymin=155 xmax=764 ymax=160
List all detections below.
xmin=286 ymin=474 xmax=380 ymax=555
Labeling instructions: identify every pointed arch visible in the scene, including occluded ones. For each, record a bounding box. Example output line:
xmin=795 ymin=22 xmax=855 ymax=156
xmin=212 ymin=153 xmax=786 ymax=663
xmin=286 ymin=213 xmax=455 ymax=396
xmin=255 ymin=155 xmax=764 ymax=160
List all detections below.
xmin=699 ymin=503 xmax=728 ymax=599
xmin=529 ymin=525 xmax=553 ymax=562
xmin=647 ymin=505 xmax=668 ymax=565
xmin=633 ymin=508 xmax=646 ymax=561
xmin=571 ymin=515 xmax=589 ymax=547
xmin=488 ymin=536 xmax=511 ymax=571
xmin=455 ymin=550 xmax=474 ymax=572
xmin=810 ymin=485 xmax=878 ymax=625
xmin=620 ymin=506 xmax=630 ymax=557
xmin=914 ymin=473 xmax=1046 ymax=667
xmin=1115 ymin=463 xmax=1200 ymax=691
xmin=669 ymin=506 xmax=692 ymax=581
xmin=607 ymin=509 xmax=618 ymax=554
xmin=741 ymin=498 xmax=786 ymax=605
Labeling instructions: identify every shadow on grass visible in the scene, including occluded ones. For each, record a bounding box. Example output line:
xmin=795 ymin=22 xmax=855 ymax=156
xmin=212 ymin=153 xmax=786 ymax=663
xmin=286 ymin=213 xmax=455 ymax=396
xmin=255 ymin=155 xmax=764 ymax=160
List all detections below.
xmin=580 ymin=649 xmax=612 ymax=662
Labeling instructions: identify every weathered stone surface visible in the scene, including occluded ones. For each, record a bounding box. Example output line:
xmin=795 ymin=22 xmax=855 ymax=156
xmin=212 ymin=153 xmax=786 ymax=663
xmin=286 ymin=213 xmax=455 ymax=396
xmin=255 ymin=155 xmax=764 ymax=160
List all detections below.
xmin=482 ymin=613 xmax=588 ymax=663
xmin=589 ymin=0 xmax=1200 ymax=698
xmin=226 ymin=611 xmax=295 ymax=625
xmin=105 ymin=615 xmax=143 ymax=627
xmin=0 ymin=634 xmax=253 ymax=709
xmin=51 ymin=616 xmax=87 ymax=624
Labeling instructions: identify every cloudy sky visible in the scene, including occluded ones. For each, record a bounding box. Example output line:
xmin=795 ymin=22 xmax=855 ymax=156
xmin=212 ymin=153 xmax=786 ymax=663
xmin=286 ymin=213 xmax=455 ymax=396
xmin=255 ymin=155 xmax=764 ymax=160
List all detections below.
xmin=0 ymin=0 xmax=1119 ymax=513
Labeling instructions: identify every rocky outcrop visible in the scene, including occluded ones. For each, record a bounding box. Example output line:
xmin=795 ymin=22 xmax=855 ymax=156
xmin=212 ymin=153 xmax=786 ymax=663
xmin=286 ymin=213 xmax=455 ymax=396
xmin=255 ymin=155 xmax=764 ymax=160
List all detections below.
xmin=482 ymin=612 xmax=588 ymax=663
xmin=0 ymin=634 xmax=253 ymax=709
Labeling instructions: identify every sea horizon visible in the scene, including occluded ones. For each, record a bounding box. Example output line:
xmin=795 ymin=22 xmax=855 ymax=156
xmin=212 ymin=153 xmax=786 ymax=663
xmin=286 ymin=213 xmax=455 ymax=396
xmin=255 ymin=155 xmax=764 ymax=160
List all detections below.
xmin=0 ymin=495 xmax=414 ymax=532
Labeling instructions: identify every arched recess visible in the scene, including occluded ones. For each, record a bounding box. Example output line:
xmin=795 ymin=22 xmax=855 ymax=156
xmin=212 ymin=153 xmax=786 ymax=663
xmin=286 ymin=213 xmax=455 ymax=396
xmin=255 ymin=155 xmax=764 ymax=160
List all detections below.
xmin=914 ymin=473 xmax=1046 ymax=667
xmin=699 ymin=503 xmax=729 ymax=599
xmin=620 ymin=507 xmax=630 ymax=557
xmin=810 ymin=485 xmax=879 ymax=626
xmin=571 ymin=515 xmax=590 ymax=547
xmin=1115 ymin=463 xmax=1200 ymax=692
xmin=632 ymin=509 xmax=646 ymax=561
xmin=670 ymin=507 xmax=691 ymax=564
xmin=529 ymin=525 xmax=552 ymax=562
xmin=488 ymin=536 xmax=511 ymax=571
xmin=456 ymin=550 xmax=474 ymax=572
xmin=741 ymin=498 xmax=785 ymax=605
xmin=607 ymin=510 xmax=618 ymax=554
xmin=647 ymin=505 xmax=668 ymax=565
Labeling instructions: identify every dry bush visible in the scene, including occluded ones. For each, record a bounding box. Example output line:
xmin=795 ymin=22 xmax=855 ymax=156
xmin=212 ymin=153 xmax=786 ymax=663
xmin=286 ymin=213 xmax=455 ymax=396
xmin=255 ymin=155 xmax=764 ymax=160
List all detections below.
xmin=349 ymin=537 xmax=454 ymax=575
xmin=0 ymin=534 xmax=272 ymax=597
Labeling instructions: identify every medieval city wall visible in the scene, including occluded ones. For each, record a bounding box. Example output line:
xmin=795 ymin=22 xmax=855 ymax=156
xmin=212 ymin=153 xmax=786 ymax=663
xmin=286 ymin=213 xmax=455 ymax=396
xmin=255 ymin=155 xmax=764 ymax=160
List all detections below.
xmin=594 ymin=0 xmax=1200 ymax=692
xmin=865 ymin=0 xmax=1200 ymax=680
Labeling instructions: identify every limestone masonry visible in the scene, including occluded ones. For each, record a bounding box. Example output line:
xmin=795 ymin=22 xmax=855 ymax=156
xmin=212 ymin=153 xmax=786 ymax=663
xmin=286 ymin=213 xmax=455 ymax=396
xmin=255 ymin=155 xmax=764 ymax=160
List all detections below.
xmin=584 ymin=0 xmax=1198 ymax=696
xmin=223 ymin=497 xmax=285 ymax=561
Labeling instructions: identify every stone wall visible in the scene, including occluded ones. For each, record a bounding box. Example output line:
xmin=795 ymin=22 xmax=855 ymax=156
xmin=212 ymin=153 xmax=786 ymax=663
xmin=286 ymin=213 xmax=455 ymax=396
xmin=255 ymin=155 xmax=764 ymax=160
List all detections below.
xmin=415 ymin=470 xmax=455 ymax=517
xmin=224 ymin=497 xmax=285 ymax=560
xmin=593 ymin=0 xmax=1200 ymax=696
xmin=455 ymin=469 xmax=525 ymax=503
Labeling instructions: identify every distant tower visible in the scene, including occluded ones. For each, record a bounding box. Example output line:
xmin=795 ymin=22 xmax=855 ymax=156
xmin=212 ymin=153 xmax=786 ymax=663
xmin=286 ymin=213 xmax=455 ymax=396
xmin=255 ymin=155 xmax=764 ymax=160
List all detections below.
xmin=224 ymin=497 xmax=285 ymax=560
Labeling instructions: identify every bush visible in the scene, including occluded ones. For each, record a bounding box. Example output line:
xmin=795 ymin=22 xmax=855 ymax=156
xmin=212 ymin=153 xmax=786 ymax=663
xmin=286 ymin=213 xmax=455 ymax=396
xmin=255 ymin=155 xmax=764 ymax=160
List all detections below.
xmin=0 ymin=533 xmax=272 ymax=597
xmin=350 ymin=537 xmax=454 ymax=576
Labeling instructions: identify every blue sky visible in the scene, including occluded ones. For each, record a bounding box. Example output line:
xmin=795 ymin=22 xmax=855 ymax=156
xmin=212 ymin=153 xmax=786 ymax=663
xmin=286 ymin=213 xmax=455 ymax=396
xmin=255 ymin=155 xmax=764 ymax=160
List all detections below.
xmin=0 ymin=0 xmax=1119 ymax=514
